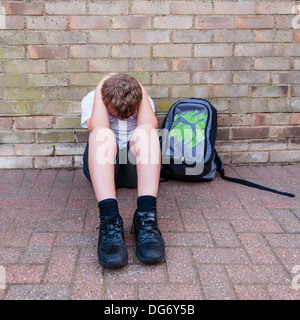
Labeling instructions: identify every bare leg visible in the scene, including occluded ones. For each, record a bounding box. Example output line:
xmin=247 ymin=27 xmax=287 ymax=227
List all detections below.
xmin=88 ymin=126 xmax=118 ymax=202
xmin=130 ymin=123 xmax=161 ymax=197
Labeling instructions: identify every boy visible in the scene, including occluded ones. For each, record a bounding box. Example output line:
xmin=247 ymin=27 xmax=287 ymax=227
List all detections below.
xmin=81 ymin=73 xmax=165 ymax=267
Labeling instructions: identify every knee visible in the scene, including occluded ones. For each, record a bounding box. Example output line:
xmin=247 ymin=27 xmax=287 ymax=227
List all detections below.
xmin=89 ymin=126 xmax=116 ymax=144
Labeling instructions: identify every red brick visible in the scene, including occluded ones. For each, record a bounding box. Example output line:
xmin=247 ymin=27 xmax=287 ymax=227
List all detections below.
xmin=213 ymin=58 xmax=251 ymax=71
xmin=173 ymin=1 xmax=212 ymax=14
xmin=70 ymin=45 xmax=110 ymax=58
xmin=153 ymin=44 xmax=192 ymax=57
xmin=45 ymin=248 xmax=78 ymax=283
xmin=211 ymin=85 xmax=249 ymax=98
xmin=235 ymin=285 xmax=270 ymax=300
xmin=276 ymin=16 xmax=294 ymax=29
xmin=257 ymin=30 xmax=294 ymax=43
xmin=273 ymin=72 xmax=300 ymax=84
xmin=173 ymin=30 xmax=212 ymax=43
xmin=235 ymin=44 xmax=273 ymax=57
xmin=113 ymin=16 xmax=151 ymax=29
xmin=132 ymin=30 xmax=169 ymax=44
xmin=251 ymin=86 xmax=288 ymax=98
xmin=28 ymin=46 xmax=67 ymax=59
xmin=239 ymin=233 xmax=278 ymax=264
xmin=275 ymin=44 xmax=300 ymax=56
xmin=252 ymin=113 xmax=290 ymax=126
xmin=233 ymin=72 xmax=270 ymax=84
xmin=27 ymin=17 xmax=68 ymax=30
xmin=2 ymin=2 xmax=43 ymax=15
xmin=172 ymin=59 xmax=210 ymax=72
xmin=46 ymin=2 xmax=86 ymax=15
xmin=267 ymin=285 xmax=300 ymax=300
xmin=198 ymin=265 xmax=236 ymax=300
xmin=192 ymin=248 xmax=249 ymax=264
xmin=257 ymin=2 xmax=296 ymax=14
xmin=214 ymin=30 xmax=253 ymax=43
xmin=194 ymin=44 xmax=232 ymax=57
xmin=14 ymin=116 xmax=54 ymax=129
xmin=232 ymin=127 xmax=270 ymax=140
xmin=193 ymin=71 xmax=231 ymax=84
xmin=70 ymin=16 xmax=110 ymax=29
xmin=226 ymin=265 xmax=289 ymax=284
xmin=254 ymin=57 xmax=291 ymax=71
xmin=138 ymin=284 xmax=203 ymax=300
xmin=236 ymin=17 xmax=274 ymax=29
xmin=6 ymin=265 xmax=44 ymax=284
xmin=195 ymin=16 xmax=234 ymax=29
xmin=215 ymin=1 xmax=255 ymax=15
xmin=0 ymin=16 xmax=24 ymax=29
xmin=132 ymin=1 xmax=170 ymax=14
xmin=291 ymin=86 xmax=300 ymax=97
xmin=166 ymin=247 xmax=197 ymax=283
xmin=105 ymin=284 xmax=136 ymax=300
xmin=208 ymin=220 xmax=240 ymax=247
xmin=89 ymin=2 xmax=129 ymax=15
xmin=0 ymin=117 xmax=13 ymax=130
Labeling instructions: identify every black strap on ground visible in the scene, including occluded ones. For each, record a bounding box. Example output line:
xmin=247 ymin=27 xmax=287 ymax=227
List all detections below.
xmin=218 ymin=169 xmax=295 ymax=198
xmin=214 ymin=150 xmax=295 ymax=198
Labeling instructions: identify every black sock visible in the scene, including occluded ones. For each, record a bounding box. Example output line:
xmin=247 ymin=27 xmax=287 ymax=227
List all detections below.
xmin=137 ymin=195 xmax=157 ymax=212
xmin=98 ymin=198 xmax=120 ymax=218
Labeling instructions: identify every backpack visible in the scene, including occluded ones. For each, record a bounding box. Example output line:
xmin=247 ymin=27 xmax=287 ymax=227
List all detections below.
xmin=159 ymin=98 xmax=295 ymax=198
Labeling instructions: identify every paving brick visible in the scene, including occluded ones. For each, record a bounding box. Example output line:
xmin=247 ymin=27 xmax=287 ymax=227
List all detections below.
xmin=234 ymin=285 xmax=270 ymax=300
xmin=29 ymin=233 xmax=56 ymax=247
xmin=105 ymin=264 xmax=166 ymax=284
xmin=0 ymin=248 xmax=22 ymax=264
xmin=267 ymin=285 xmax=300 ymax=300
xmin=198 ymin=264 xmax=237 ymax=300
xmin=231 ymin=219 xmax=283 ymax=233
xmin=208 ymin=220 xmax=240 ymax=247
xmin=274 ymin=248 xmax=300 ymax=272
xmin=138 ymin=283 xmax=203 ymax=300
xmin=192 ymin=248 xmax=249 ymax=264
xmin=45 ymin=248 xmax=78 ymax=283
xmin=6 ymin=265 xmax=44 ymax=284
xmin=238 ymin=233 xmax=278 ymax=264
xmin=271 ymin=210 xmax=300 ymax=233
xmin=5 ymin=284 xmax=71 ymax=300
xmin=21 ymin=246 xmax=51 ymax=264
xmin=166 ymin=247 xmax=197 ymax=283
xmin=226 ymin=265 xmax=290 ymax=285
xmin=104 ymin=284 xmax=136 ymax=300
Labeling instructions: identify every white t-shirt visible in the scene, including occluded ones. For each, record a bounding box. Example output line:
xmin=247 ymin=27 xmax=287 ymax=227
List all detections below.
xmin=81 ymin=90 xmax=155 ymax=149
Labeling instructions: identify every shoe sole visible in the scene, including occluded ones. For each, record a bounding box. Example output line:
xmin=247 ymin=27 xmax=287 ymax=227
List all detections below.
xmin=136 ymin=251 xmax=165 ymax=264
xmin=98 ymin=257 xmax=128 ymax=268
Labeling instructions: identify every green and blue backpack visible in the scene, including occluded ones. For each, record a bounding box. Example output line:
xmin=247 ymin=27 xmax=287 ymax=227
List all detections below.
xmin=159 ymin=98 xmax=295 ymax=198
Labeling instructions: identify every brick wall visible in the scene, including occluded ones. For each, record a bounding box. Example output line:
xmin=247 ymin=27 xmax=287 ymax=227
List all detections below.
xmin=0 ymin=0 xmax=299 ymax=169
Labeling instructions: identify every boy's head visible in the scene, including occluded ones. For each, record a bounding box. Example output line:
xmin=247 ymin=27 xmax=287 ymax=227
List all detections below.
xmin=101 ymin=73 xmax=143 ymax=119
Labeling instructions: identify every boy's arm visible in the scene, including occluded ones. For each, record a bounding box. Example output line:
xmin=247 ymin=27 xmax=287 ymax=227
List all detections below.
xmin=136 ymin=85 xmax=158 ymax=129
xmin=86 ymin=73 xmax=115 ymax=132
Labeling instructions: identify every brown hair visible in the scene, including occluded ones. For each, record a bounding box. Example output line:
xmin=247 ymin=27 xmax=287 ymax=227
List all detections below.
xmin=101 ymin=73 xmax=143 ymax=119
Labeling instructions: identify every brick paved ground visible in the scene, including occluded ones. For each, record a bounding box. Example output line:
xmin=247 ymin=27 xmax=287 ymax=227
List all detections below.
xmin=0 ymin=164 xmax=299 ymax=300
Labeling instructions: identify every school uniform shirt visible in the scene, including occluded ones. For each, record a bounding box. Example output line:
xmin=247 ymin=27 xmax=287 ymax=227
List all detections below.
xmin=80 ymin=90 xmax=155 ymax=149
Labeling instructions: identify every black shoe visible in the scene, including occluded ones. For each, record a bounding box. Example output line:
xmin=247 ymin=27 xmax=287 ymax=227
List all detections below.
xmin=131 ymin=209 xmax=165 ymax=264
xmin=97 ymin=214 xmax=128 ymax=268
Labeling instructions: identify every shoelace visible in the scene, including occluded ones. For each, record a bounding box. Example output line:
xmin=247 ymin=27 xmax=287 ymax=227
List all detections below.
xmin=98 ymin=216 xmax=122 ymax=241
xmin=131 ymin=211 xmax=158 ymax=235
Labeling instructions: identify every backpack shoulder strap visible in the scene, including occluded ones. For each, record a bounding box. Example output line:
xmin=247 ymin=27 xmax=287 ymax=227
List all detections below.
xmin=214 ymin=149 xmax=295 ymax=198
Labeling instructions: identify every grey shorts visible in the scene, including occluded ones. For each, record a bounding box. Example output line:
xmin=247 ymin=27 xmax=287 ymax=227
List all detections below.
xmin=83 ymin=139 xmax=138 ymax=189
